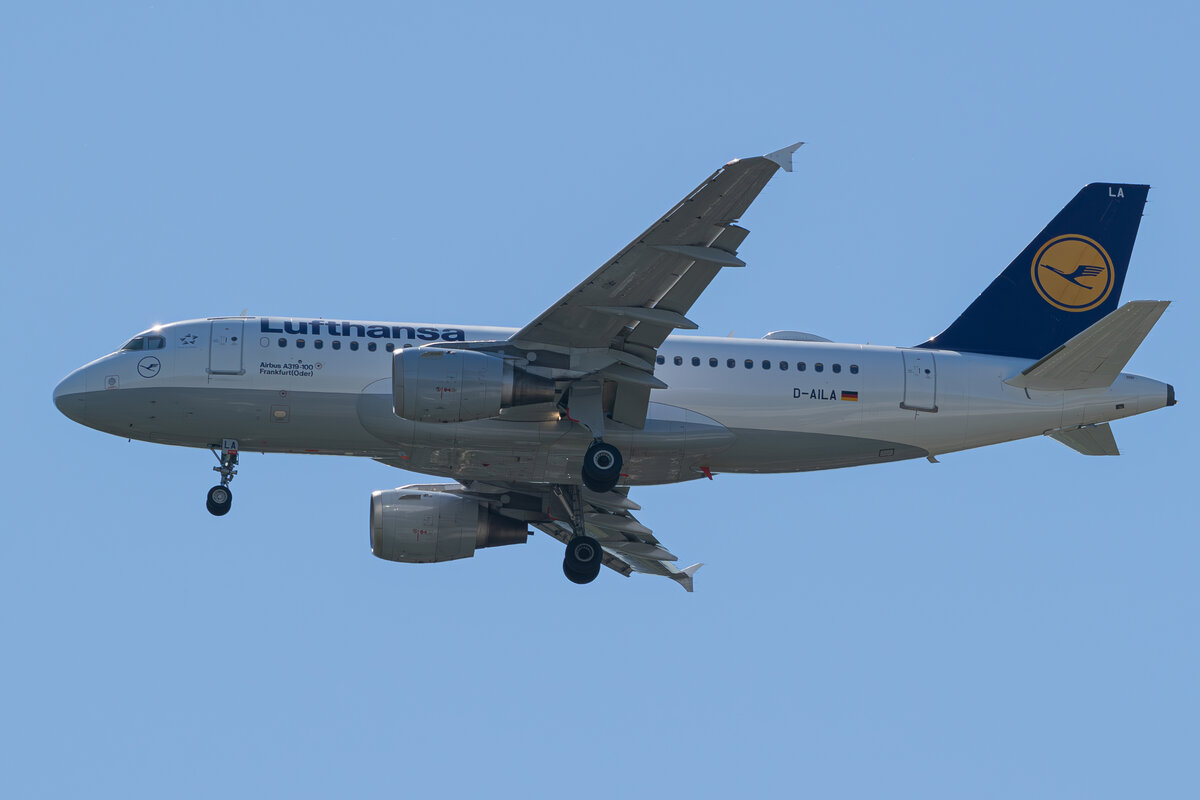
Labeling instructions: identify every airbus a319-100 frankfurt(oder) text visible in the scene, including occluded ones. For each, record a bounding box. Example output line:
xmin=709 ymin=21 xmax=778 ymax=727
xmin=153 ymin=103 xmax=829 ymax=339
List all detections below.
xmin=54 ymin=143 xmax=1175 ymax=590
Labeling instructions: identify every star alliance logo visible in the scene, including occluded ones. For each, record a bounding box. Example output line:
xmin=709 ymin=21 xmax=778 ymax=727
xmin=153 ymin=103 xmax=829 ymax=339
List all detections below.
xmin=179 ymin=333 xmax=198 ymax=346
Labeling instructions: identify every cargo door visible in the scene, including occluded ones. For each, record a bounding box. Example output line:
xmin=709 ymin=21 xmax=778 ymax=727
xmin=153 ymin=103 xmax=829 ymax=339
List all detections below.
xmin=900 ymin=350 xmax=937 ymax=412
xmin=209 ymin=320 xmax=246 ymax=375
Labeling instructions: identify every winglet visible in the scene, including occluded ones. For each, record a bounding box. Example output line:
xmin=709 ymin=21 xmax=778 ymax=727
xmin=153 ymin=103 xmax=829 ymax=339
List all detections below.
xmin=765 ymin=141 xmax=805 ymax=173
xmin=671 ymin=562 xmax=703 ymax=593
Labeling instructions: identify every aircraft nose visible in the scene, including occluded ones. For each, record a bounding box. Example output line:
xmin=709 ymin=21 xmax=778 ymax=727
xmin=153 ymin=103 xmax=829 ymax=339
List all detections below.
xmin=53 ymin=368 xmax=88 ymax=422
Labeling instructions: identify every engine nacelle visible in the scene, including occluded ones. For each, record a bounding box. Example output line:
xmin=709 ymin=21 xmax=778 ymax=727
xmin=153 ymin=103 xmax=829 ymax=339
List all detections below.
xmin=392 ymin=348 xmax=555 ymax=423
xmin=369 ymin=485 xmax=529 ymax=563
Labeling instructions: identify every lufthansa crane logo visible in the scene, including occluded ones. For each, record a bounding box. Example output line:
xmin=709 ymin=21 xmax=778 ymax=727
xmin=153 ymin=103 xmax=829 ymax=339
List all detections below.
xmin=137 ymin=356 xmax=161 ymax=378
xmin=1031 ymin=234 xmax=1114 ymax=312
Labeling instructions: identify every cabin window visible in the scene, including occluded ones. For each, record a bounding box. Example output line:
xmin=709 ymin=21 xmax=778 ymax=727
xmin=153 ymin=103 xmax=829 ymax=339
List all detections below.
xmin=350 ymin=341 xmax=359 ymax=351
xmin=797 ymin=362 xmax=806 ymax=371
xmin=780 ymin=361 xmax=789 ymax=371
xmin=277 ymin=338 xmax=287 ymax=348
xmin=744 ymin=359 xmax=753 ymax=369
xmin=832 ymin=363 xmax=841 ymax=373
xmin=386 ymin=343 xmax=395 ymax=352
xmin=332 ymin=340 xmax=341 ymax=350
xmin=691 ymin=356 xmax=700 ymax=366
xmin=850 ymin=364 xmax=859 ymax=374
xmin=314 ymin=339 xmax=324 ymax=350
xmin=367 ymin=342 xmax=377 ymax=352
xmin=674 ymin=356 xmax=683 ymax=366
xmin=709 ymin=357 xmax=718 ymax=367
xmin=296 ymin=339 xmax=306 ymax=348
xmin=815 ymin=363 xmax=823 ymax=372
xmin=656 ymin=355 xmax=665 ymax=365
xmin=727 ymin=358 xmax=735 ymax=368
xmin=762 ymin=360 xmax=771 ymax=370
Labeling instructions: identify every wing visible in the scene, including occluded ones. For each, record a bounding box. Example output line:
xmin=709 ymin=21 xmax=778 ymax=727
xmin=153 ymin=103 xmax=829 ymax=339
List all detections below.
xmin=505 ymin=142 xmax=803 ymax=427
xmin=531 ymin=487 xmax=702 ymax=592
xmin=514 ymin=141 xmax=802 ymax=354
xmin=378 ymin=474 xmax=704 ymax=591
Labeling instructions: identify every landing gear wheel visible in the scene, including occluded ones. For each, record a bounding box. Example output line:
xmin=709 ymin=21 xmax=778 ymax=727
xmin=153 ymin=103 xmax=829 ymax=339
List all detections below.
xmin=207 ymin=439 xmax=239 ymax=517
xmin=563 ymin=561 xmax=600 ymax=585
xmin=206 ymin=485 xmax=233 ymax=516
xmin=582 ymin=441 xmax=622 ymax=493
xmin=562 ymin=535 xmax=603 ymax=584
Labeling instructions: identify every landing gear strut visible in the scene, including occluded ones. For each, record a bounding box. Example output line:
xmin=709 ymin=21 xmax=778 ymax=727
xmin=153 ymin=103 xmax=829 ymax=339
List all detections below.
xmin=207 ymin=439 xmax=238 ymax=516
xmin=567 ymin=380 xmax=623 ymax=494
xmin=554 ymin=484 xmax=603 ymax=585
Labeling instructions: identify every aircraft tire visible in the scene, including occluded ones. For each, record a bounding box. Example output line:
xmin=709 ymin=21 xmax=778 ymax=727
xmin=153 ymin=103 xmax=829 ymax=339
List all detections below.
xmin=582 ymin=442 xmax=622 ymax=493
xmin=563 ymin=535 xmax=603 ymax=584
xmin=562 ymin=561 xmax=596 ymax=584
xmin=206 ymin=485 xmax=233 ymax=516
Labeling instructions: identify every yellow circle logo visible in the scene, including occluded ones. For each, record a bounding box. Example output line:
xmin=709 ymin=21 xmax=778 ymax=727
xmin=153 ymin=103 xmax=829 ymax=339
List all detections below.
xmin=1030 ymin=234 xmax=1114 ymax=312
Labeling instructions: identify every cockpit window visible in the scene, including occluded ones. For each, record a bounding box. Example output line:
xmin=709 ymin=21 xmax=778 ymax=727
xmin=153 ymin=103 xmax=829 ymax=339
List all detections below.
xmin=120 ymin=334 xmax=165 ymax=352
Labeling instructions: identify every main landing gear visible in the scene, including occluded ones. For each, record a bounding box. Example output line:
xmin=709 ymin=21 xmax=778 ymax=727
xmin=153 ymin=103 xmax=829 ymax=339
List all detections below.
xmin=554 ymin=484 xmax=604 ymax=585
xmin=566 ymin=381 xmax=623 ymax=494
xmin=207 ymin=439 xmax=238 ymax=516
xmin=582 ymin=440 xmax=622 ymax=493
xmin=563 ymin=534 xmax=603 ymax=585
xmin=559 ymin=380 xmax=622 ymax=583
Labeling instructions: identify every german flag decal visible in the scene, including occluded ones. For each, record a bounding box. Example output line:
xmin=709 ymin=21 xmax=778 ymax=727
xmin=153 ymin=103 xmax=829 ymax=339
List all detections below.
xmin=841 ymin=390 xmax=859 ymax=401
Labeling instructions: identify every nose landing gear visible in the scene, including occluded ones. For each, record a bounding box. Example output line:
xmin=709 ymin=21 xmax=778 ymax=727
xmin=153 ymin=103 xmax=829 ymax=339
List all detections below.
xmin=207 ymin=439 xmax=238 ymax=516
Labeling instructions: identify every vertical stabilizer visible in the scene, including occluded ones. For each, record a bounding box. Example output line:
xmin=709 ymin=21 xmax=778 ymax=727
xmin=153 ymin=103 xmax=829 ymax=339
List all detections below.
xmin=920 ymin=184 xmax=1149 ymax=359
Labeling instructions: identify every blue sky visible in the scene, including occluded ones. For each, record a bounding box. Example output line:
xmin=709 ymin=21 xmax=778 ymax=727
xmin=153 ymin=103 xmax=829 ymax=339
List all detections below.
xmin=4 ymin=2 xmax=1196 ymax=797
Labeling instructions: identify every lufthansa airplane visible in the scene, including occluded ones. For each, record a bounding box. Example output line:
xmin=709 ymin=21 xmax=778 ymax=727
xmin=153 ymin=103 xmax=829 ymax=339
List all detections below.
xmin=54 ymin=143 xmax=1175 ymax=591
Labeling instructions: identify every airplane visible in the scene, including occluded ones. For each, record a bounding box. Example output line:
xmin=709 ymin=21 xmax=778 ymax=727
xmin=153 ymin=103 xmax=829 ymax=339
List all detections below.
xmin=53 ymin=143 xmax=1176 ymax=591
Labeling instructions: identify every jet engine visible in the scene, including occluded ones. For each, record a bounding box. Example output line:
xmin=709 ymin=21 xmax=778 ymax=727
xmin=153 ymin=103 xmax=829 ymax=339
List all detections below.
xmin=369 ymin=485 xmax=529 ymax=563
xmin=392 ymin=348 xmax=555 ymax=423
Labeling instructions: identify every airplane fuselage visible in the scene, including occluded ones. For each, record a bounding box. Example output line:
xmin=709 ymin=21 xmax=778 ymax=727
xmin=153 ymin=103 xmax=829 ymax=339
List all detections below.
xmin=54 ymin=316 xmax=1172 ymax=487
xmin=47 ymin=147 xmax=1177 ymax=590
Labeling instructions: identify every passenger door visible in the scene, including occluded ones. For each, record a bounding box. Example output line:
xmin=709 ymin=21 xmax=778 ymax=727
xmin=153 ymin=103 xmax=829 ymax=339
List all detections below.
xmin=900 ymin=350 xmax=937 ymax=412
xmin=209 ymin=320 xmax=245 ymax=375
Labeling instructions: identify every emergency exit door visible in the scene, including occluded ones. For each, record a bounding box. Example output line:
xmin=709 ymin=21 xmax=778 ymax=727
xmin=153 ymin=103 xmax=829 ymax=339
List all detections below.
xmin=209 ymin=320 xmax=245 ymax=375
xmin=900 ymin=350 xmax=937 ymax=412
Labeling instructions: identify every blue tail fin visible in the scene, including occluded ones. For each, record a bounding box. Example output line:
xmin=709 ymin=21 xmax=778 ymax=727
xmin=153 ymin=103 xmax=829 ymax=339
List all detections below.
xmin=919 ymin=183 xmax=1149 ymax=359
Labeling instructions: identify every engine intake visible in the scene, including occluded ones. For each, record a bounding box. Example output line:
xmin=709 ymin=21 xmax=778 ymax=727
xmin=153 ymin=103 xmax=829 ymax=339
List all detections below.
xmin=370 ymin=485 xmax=529 ymax=563
xmin=392 ymin=348 xmax=555 ymax=423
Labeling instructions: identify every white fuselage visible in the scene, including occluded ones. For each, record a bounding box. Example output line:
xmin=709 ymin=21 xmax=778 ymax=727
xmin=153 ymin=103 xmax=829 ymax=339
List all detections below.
xmin=53 ymin=316 xmax=1172 ymax=486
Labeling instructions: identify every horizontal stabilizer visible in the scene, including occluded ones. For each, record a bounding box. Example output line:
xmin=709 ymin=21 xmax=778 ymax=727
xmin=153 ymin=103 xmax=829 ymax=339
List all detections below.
xmin=1006 ymin=300 xmax=1170 ymax=391
xmin=1049 ymin=423 xmax=1120 ymax=456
